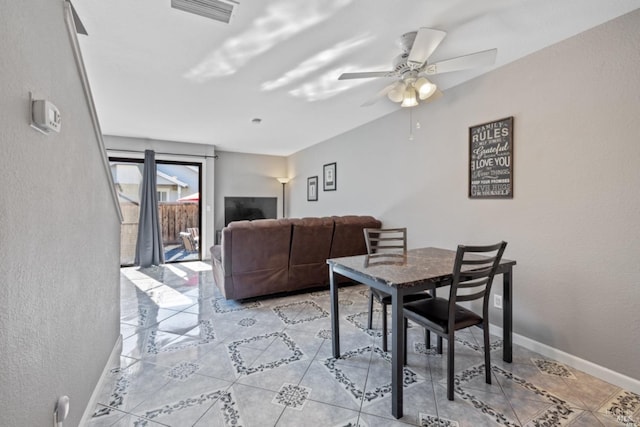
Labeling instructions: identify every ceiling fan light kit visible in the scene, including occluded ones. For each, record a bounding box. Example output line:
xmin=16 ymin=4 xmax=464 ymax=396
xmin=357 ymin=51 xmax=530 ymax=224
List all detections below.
xmin=390 ymin=75 xmax=438 ymax=107
xmin=339 ymin=27 xmax=497 ymax=108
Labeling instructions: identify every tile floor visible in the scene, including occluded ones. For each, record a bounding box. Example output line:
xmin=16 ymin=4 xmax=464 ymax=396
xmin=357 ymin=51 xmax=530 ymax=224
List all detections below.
xmin=87 ymin=261 xmax=639 ymax=427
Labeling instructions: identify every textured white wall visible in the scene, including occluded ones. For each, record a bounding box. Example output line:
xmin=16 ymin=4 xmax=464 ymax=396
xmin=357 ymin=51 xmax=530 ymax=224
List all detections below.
xmin=213 ymin=151 xmax=288 ymax=233
xmin=288 ymin=11 xmax=640 ymax=380
xmin=0 ymin=1 xmax=122 ymax=425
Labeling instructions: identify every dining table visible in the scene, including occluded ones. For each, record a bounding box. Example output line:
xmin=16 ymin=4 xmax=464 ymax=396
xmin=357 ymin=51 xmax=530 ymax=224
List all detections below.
xmin=327 ymin=247 xmax=516 ymax=419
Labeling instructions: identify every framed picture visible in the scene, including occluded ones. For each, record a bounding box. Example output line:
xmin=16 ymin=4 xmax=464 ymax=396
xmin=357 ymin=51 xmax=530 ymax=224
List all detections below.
xmin=469 ymin=116 xmax=514 ymax=199
xmin=323 ymin=162 xmax=337 ymax=191
xmin=307 ymin=176 xmax=318 ymax=201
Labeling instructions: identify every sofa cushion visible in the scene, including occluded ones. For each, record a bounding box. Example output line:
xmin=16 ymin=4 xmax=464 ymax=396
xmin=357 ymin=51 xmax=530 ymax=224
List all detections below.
xmin=288 ymin=217 xmax=334 ymax=289
xmin=329 ymin=215 xmax=382 ymax=258
xmin=228 ymin=219 xmax=292 ymax=274
xmin=226 ymin=219 xmax=292 ymax=297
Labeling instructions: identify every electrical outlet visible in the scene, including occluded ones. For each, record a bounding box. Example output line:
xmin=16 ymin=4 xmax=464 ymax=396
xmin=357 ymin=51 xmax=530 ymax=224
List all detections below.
xmin=494 ymin=294 xmax=503 ymax=309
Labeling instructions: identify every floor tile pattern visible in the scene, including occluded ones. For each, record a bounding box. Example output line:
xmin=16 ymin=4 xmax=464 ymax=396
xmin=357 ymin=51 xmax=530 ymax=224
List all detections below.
xmin=227 ymin=331 xmax=305 ymax=376
xmin=532 ymin=358 xmax=577 ymax=379
xmin=88 ymin=262 xmax=640 ymax=426
xmin=272 ymin=383 xmax=311 ymax=410
xmin=166 ymin=362 xmax=200 ymax=381
xmin=420 ymin=413 xmax=459 ymax=426
xmin=272 ymin=300 xmax=329 ymax=325
xmin=323 ymin=345 xmax=422 ymax=405
xmin=139 ymin=389 xmax=240 ymax=426
xmin=345 ymin=310 xmax=386 ymax=338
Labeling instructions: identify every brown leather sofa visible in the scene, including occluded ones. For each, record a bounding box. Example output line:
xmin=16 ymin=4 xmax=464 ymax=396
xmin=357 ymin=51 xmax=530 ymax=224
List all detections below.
xmin=210 ymin=215 xmax=381 ymax=300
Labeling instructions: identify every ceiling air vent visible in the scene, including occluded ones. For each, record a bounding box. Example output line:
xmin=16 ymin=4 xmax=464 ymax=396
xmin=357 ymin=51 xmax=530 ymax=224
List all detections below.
xmin=171 ymin=0 xmax=237 ymax=24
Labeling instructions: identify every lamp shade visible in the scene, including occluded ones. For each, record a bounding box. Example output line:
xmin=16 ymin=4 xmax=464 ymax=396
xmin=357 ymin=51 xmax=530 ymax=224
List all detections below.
xmin=277 ymin=177 xmax=290 ymax=184
xmin=387 ymin=82 xmax=405 ymax=103
xmin=400 ymin=86 xmax=418 ymax=107
xmin=415 ymin=77 xmax=437 ymax=100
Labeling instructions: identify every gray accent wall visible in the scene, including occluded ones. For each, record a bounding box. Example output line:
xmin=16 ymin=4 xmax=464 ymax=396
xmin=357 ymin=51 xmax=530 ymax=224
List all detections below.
xmin=288 ymin=10 xmax=640 ymax=381
xmin=0 ymin=1 xmax=122 ymax=426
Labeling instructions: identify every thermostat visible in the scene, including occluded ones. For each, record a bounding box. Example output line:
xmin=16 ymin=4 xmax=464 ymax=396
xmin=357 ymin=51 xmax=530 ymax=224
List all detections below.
xmin=31 ymin=98 xmax=61 ymax=134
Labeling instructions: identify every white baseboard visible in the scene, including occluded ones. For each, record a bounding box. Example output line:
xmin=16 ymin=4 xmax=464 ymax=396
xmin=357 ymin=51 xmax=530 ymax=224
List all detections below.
xmin=79 ymin=334 xmax=123 ymax=427
xmin=491 ymin=324 xmax=640 ymax=394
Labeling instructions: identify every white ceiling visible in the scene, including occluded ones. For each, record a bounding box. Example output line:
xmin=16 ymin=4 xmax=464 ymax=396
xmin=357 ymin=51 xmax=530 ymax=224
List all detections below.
xmin=74 ymin=0 xmax=638 ymax=156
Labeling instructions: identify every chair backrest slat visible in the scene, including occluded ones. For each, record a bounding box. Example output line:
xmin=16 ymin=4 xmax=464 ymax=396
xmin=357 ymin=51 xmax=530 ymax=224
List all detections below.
xmin=456 ymin=290 xmax=486 ymax=302
xmin=363 ymin=228 xmax=407 ymax=255
xmin=448 ymin=241 xmax=507 ymax=321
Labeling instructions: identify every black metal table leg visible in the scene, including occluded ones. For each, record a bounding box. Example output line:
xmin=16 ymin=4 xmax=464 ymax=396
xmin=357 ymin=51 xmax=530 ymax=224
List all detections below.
xmin=391 ymin=289 xmax=404 ymax=419
xmin=503 ymin=266 xmax=513 ymax=363
xmin=330 ymin=264 xmax=340 ymax=358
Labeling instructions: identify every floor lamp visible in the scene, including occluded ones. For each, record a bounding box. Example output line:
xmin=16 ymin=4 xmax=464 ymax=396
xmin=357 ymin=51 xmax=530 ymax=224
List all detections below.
xmin=277 ymin=177 xmax=290 ymax=218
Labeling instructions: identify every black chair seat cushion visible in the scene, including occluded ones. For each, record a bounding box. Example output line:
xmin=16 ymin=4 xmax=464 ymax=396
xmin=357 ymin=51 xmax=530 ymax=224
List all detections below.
xmin=404 ymin=297 xmax=483 ymax=332
xmin=371 ymin=288 xmax=431 ymax=304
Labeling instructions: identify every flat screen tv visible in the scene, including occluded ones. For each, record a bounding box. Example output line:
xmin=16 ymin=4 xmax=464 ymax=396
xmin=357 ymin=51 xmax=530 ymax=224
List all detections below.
xmin=224 ymin=197 xmax=277 ymax=226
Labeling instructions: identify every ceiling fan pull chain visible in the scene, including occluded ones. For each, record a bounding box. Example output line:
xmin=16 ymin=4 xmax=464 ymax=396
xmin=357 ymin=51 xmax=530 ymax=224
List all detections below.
xmin=409 ymin=109 xmax=414 ymax=141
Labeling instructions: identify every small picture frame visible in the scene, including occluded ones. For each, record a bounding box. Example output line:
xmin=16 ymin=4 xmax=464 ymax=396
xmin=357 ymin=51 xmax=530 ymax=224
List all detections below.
xmin=307 ymin=176 xmax=318 ymax=201
xmin=323 ymin=162 xmax=337 ymax=191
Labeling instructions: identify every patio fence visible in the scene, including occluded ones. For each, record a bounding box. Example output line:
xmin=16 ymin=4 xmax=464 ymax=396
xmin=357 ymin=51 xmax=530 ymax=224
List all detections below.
xmin=119 ymin=202 xmax=199 ymax=265
xmin=159 ymin=202 xmax=199 ymax=244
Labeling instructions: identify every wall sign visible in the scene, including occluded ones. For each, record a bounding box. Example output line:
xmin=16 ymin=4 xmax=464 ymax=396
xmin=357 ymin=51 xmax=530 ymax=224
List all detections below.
xmin=323 ymin=162 xmax=337 ymax=191
xmin=307 ymin=176 xmax=318 ymax=201
xmin=469 ymin=116 xmax=514 ymax=199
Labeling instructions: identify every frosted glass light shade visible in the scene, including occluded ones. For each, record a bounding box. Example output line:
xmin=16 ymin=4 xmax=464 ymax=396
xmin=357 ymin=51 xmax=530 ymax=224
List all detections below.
xmin=415 ymin=77 xmax=437 ymax=100
xmin=400 ymin=87 xmax=418 ymax=107
xmin=387 ymin=83 xmax=405 ymax=103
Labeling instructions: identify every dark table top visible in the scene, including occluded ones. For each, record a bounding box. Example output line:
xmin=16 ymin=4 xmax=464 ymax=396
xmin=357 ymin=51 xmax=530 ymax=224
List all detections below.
xmin=327 ymin=247 xmax=516 ymax=289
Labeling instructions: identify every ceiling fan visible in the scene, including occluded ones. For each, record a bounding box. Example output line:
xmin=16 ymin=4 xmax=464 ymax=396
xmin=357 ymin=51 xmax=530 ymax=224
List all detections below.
xmin=339 ymin=28 xmax=497 ymax=107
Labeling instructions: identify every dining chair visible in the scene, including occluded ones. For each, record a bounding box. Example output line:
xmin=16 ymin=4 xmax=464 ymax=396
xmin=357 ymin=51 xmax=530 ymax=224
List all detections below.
xmin=363 ymin=228 xmax=432 ymax=352
xmin=403 ymin=241 xmax=507 ymax=400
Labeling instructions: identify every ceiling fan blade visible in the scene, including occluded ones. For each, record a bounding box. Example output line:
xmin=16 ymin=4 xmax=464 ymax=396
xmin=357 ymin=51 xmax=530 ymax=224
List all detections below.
xmin=425 ymin=48 xmax=497 ymax=75
xmin=360 ymin=83 xmax=398 ymax=107
xmin=338 ymin=71 xmax=393 ymax=80
xmin=407 ymin=28 xmax=446 ymax=67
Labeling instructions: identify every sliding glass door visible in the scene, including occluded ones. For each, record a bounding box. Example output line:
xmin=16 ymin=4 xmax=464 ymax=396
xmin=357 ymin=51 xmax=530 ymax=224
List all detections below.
xmin=109 ymin=158 xmax=201 ymax=266
xmin=157 ymin=162 xmax=201 ymax=263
